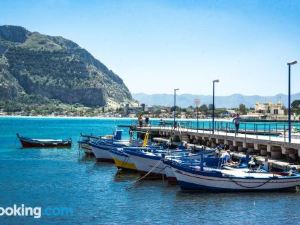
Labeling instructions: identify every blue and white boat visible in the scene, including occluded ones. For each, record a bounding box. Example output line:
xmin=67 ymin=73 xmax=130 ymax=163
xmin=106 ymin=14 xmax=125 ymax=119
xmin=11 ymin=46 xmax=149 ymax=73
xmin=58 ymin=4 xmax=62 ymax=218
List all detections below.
xmin=171 ymin=161 xmax=300 ymax=191
xmin=90 ymin=130 xmax=130 ymax=162
xmin=163 ymin=150 xmax=222 ymax=183
xmin=78 ymin=133 xmax=102 ymax=156
xmin=109 ymin=147 xmax=140 ymax=171
xmin=123 ymin=146 xmax=168 ymax=176
xmin=125 ymin=146 xmax=217 ymax=178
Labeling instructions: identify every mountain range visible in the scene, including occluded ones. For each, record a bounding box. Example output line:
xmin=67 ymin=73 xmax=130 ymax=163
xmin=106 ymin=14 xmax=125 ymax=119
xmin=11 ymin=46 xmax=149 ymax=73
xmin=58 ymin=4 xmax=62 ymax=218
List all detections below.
xmin=132 ymin=93 xmax=300 ymax=108
xmin=0 ymin=25 xmax=134 ymax=108
xmin=1 ymin=25 xmax=298 ymax=112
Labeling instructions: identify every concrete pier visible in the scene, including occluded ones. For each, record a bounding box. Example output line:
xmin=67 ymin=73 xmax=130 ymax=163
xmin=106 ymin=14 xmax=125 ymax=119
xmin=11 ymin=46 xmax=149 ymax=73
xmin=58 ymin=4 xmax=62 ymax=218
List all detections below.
xmin=132 ymin=126 xmax=300 ymax=170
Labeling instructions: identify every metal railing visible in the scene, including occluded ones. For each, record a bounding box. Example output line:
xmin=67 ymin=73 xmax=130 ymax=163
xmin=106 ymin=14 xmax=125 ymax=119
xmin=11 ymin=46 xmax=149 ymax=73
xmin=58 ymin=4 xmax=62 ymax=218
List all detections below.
xmin=131 ymin=119 xmax=300 ymax=144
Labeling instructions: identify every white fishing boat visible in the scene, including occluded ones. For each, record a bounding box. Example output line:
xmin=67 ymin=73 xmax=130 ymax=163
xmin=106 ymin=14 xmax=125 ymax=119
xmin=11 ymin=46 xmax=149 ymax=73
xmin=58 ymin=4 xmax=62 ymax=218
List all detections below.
xmin=90 ymin=129 xmax=131 ymax=162
xmin=125 ymin=147 xmax=195 ymax=177
xmin=124 ymin=148 xmax=167 ymax=176
xmin=91 ymin=139 xmax=130 ymax=162
xmin=164 ymin=153 xmax=226 ymax=183
xmin=164 ymin=162 xmax=177 ymax=182
xmin=171 ymin=163 xmax=300 ymax=191
xmin=79 ymin=141 xmax=93 ymax=155
xmin=78 ymin=134 xmax=103 ymax=156
xmin=163 ymin=156 xmax=192 ymax=183
xmin=109 ymin=131 xmax=166 ymax=171
xmin=109 ymin=147 xmax=137 ymax=171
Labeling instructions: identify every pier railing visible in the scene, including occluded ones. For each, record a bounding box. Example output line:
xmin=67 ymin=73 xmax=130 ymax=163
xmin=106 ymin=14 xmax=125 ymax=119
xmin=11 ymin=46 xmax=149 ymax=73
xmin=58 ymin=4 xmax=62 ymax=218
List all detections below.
xmin=133 ymin=120 xmax=300 ymax=144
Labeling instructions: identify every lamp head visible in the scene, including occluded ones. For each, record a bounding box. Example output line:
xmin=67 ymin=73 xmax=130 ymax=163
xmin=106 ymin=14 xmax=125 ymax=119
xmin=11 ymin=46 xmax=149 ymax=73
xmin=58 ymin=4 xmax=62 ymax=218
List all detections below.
xmin=213 ymin=79 xmax=220 ymax=83
xmin=287 ymin=61 xmax=297 ymax=66
xmin=174 ymin=88 xmax=179 ymax=91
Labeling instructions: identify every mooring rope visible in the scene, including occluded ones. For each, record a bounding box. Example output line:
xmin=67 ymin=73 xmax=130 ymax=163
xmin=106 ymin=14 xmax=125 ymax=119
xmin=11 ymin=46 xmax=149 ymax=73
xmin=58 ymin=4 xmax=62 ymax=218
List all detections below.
xmin=126 ymin=160 xmax=163 ymax=190
xmin=229 ymin=176 xmax=274 ymax=189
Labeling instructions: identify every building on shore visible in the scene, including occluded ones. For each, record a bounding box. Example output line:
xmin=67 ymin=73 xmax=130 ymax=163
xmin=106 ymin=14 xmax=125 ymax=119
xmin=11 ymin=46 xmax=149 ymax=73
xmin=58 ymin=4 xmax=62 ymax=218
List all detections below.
xmin=254 ymin=102 xmax=285 ymax=115
xmin=245 ymin=102 xmax=287 ymax=120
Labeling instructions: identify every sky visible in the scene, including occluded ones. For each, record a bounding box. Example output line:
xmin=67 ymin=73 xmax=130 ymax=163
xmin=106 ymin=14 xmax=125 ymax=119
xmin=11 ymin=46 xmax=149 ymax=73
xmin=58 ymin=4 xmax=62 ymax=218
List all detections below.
xmin=1 ymin=0 xmax=300 ymax=96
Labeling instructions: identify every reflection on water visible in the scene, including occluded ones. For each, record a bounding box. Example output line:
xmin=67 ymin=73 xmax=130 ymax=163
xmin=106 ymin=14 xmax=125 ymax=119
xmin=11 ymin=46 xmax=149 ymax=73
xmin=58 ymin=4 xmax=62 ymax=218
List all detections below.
xmin=77 ymin=154 xmax=95 ymax=163
xmin=114 ymin=170 xmax=140 ymax=182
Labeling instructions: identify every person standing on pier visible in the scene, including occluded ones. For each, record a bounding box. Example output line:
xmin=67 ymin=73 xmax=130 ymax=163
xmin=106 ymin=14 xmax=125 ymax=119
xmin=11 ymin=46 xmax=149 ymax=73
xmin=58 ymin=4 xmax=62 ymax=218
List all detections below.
xmin=138 ymin=114 xmax=143 ymax=127
xmin=145 ymin=117 xmax=150 ymax=126
xmin=233 ymin=113 xmax=241 ymax=135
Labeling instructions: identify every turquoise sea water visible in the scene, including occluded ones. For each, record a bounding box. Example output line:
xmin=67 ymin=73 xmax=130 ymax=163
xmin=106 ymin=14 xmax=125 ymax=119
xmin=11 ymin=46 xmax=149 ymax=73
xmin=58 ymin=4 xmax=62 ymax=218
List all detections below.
xmin=0 ymin=117 xmax=300 ymax=225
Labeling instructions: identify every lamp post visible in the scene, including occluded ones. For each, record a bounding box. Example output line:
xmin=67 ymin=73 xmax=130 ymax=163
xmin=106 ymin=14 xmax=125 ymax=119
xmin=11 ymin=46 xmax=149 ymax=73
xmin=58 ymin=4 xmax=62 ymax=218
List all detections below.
xmin=212 ymin=79 xmax=219 ymax=134
xmin=287 ymin=61 xmax=297 ymax=143
xmin=194 ymin=98 xmax=200 ymax=132
xmin=173 ymin=88 xmax=179 ymax=128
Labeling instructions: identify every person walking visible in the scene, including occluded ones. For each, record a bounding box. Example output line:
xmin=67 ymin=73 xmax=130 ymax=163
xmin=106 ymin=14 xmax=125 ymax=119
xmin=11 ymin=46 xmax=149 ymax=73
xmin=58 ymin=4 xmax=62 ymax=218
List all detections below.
xmin=233 ymin=113 xmax=241 ymax=135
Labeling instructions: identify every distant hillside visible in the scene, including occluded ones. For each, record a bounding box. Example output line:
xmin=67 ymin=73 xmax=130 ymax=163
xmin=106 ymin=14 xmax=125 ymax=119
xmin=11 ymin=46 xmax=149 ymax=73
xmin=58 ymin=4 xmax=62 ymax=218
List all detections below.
xmin=0 ymin=25 xmax=134 ymax=108
xmin=133 ymin=93 xmax=300 ymax=108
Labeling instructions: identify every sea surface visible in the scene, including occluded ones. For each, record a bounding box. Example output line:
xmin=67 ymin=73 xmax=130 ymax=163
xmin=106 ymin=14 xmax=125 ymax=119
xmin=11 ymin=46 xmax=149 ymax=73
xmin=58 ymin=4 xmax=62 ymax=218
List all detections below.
xmin=0 ymin=117 xmax=300 ymax=225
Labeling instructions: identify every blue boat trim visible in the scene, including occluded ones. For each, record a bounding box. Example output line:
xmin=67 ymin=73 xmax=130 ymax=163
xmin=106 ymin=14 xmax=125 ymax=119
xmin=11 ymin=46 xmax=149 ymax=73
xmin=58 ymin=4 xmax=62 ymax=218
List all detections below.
xmin=110 ymin=149 xmax=128 ymax=157
xmin=125 ymin=150 xmax=161 ymax=160
xmin=178 ymin=181 xmax=297 ymax=192
xmin=171 ymin=161 xmax=300 ymax=180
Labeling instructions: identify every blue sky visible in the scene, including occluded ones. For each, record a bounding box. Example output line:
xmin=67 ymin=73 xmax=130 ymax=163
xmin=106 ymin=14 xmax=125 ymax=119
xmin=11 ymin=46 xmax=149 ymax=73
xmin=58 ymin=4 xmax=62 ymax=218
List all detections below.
xmin=1 ymin=0 xmax=300 ymax=96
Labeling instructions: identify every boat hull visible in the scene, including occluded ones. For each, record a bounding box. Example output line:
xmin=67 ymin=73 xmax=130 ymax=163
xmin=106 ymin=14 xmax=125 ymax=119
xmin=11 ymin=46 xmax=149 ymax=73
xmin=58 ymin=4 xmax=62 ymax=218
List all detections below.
xmin=172 ymin=168 xmax=300 ymax=192
xmin=164 ymin=163 xmax=177 ymax=183
xmin=83 ymin=148 xmax=94 ymax=156
xmin=126 ymin=152 xmax=166 ymax=176
xmin=91 ymin=144 xmax=114 ymax=162
xmin=79 ymin=143 xmax=94 ymax=156
xmin=110 ymin=150 xmax=137 ymax=171
xmin=19 ymin=137 xmax=71 ymax=148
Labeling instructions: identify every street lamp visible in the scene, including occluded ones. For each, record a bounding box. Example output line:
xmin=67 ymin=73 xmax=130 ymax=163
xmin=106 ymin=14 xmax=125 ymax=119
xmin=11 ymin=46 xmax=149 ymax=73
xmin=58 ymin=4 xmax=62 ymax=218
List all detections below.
xmin=212 ymin=79 xmax=220 ymax=134
xmin=287 ymin=61 xmax=297 ymax=143
xmin=173 ymin=88 xmax=179 ymax=128
xmin=194 ymin=98 xmax=200 ymax=132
